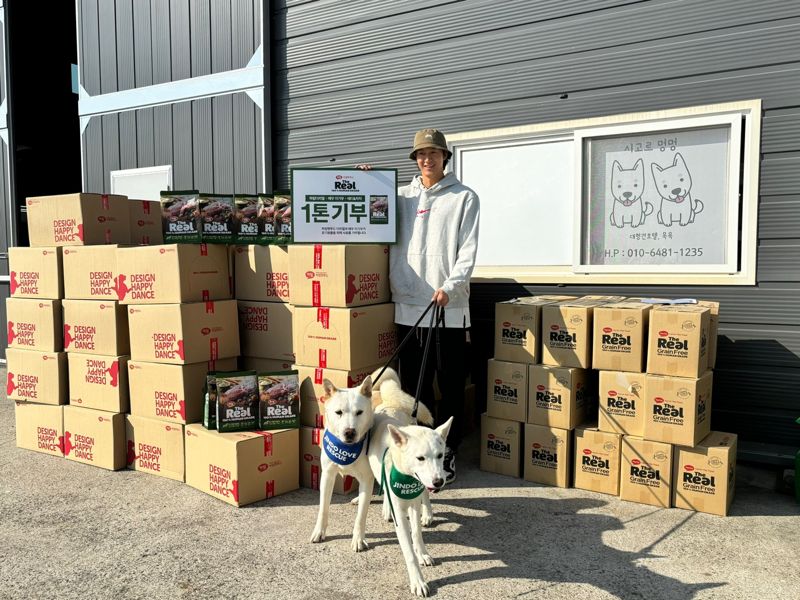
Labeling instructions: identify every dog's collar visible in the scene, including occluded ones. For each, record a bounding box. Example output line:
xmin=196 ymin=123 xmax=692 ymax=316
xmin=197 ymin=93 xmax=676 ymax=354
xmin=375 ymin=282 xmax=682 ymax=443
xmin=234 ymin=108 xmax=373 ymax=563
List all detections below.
xmin=380 ymin=449 xmax=425 ymax=500
xmin=322 ymin=430 xmax=368 ymax=466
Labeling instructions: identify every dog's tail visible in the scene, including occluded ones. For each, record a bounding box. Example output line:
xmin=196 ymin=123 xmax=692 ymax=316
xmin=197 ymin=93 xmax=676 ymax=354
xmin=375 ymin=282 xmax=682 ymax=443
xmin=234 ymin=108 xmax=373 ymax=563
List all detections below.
xmin=693 ymin=199 xmax=704 ymax=215
xmin=370 ymin=366 xmax=434 ymax=426
xmin=370 ymin=366 xmax=400 ymax=391
xmin=644 ymin=202 xmax=654 ymax=216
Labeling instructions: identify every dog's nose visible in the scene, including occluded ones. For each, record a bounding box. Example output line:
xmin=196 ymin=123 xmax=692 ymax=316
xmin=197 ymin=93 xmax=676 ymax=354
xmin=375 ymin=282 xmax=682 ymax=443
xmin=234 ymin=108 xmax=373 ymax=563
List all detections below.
xmin=432 ymin=478 xmax=444 ymax=489
xmin=343 ymin=428 xmax=356 ymax=441
xmin=672 ymin=187 xmax=682 ymax=195
xmin=623 ymin=191 xmax=632 ymax=199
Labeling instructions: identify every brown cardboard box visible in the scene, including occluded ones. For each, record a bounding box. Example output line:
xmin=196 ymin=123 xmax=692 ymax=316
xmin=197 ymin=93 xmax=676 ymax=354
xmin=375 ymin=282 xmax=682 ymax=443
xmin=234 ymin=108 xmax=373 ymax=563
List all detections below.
xmin=67 ymin=353 xmax=129 ymax=413
xmin=6 ymin=298 xmax=62 ymax=352
xmin=300 ymin=426 xmax=357 ymax=495
xmin=63 ymin=405 xmax=126 ymax=470
xmin=696 ymin=301 xmax=720 ymax=369
xmin=184 ymin=424 xmax=299 ymax=507
xmin=128 ymin=358 xmax=237 ymax=424
xmin=486 ymin=358 xmax=528 ymax=422
xmin=598 ymin=371 xmax=645 ymax=437
xmin=127 ymin=300 xmax=240 ymax=364
xmin=620 ymin=436 xmax=672 ymax=507
xmin=288 ymin=244 xmax=390 ymax=307
xmin=480 ymin=414 xmax=522 ymax=478
xmin=115 ymin=243 xmax=231 ymax=304
xmin=8 ymin=246 xmax=63 ymax=299
xmin=494 ymin=296 xmax=575 ymax=364
xmin=234 ymin=244 xmax=290 ymax=302
xmin=643 ymin=372 xmax=712 ymax=447
xmin=592 ymin=301 xmax=651 ymax=372
xmin=293 ymin=304 xmax=396 ymax=370
xmin=542 ymin=298 xmax=614 ymax=368
xmin=673 ymin=431 xmax=737 ymax=516
xmin=646 ymin=305 xmax=710 ymax=378
xmin=129 ymin=200 xmax=164 ymax=245
xmin=26 ymin=193 xmax=131 ymax=246
xmin=238 ymin=301 xmax=294 ymax=361
xmin=6 ymin=348 xmax=67 ymax=405
xmin=528 ymin=365 xmax=589 ymax=430
xmin=125 ymin=415 xmax=185 ymax=482
xmin=62 ymin=300 xmax=129 ymax=356
xmin=241 ymin=357 xmax=294 ymax=372
xmin=573 ymin=426 xmax=622 ymax=496
xmin=61 ymin=245 xmax=120 ymax=300
xmin=15 ymin=402 xmax=64 ymax=457
xmin=523 ymin=423 xmax=571 ymax=487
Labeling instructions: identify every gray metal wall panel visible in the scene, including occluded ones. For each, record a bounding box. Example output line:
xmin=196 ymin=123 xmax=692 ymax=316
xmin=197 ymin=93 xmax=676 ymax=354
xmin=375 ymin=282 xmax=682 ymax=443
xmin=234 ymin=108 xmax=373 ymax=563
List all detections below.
xmin=116 ymin=0 xmax=135 ymax=91
xmin=233 ymin=93 xmax=258 ymax=193
xmin=80 ymin=0 xmax=102 ymax=96
xmin=83 ymin=117 xmax=104 ymax=192
xmin=0 ymin=15 xmax=5 ymax=105
xmin=192 ymin=98 xmax=213 ymax=191
xmin=233 ymin=0 xmax=256 ymax=68
xmin=170 ymin=0 xmax=191 ymax=81
xmin=172 ymin=103 xmax=193 ymax=188
xmin=151 ymin=0 xmax=172 ymax=84
xmin=211 ymin=0 xmax=232 ymax=74
xmin=715 ymin=367 xmax=799 ymax=412
xmin=756 ymin=241 xmax=800 ymax=282
xmin=136 ymin=107 xmax=155 ymax=167
xmin=212 ymin=95 xmax=234 ymax=192
xmin=153 ymin=105 xmax=173 ymax=168
xmin=190 ymin=1 xmax=212 ymax=78
xmin=0 ymin=140 xmax=8 ymax=259
xmin=101 ymin=115 xmax=120 ymax=185
xmin=119 ymin=111 xmax=137 ymax=169
xmin=762 ymin=109 xmax=800 ymax=154
xmin=98 ymin=0 xmax=118 ymax=93
xmin=761 ymin=154 xmax=800 ymax=196
xmin=255 ymin=106 xmax=263 ymax=191
xmin=0 ymin=284 xmax=8 ymax=359
xmin=718 ymin=324 xmax=800 ymax=368
xmin=758 ymin=197 xmax=800 ymax=239
xmin=133 ymin=0 xmax=153 ymax=87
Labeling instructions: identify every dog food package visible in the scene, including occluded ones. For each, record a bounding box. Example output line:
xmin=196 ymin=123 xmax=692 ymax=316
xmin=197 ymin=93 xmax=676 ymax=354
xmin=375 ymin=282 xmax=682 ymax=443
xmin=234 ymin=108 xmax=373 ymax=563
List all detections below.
xmin=620 ymin=435 xmax=673 ymax=508
xmin=300 ymin=427 xmax=357 ymax=495
xmin=486 ymin=358 xmax=528 ymax=422
xmin=233 ymin=244 xmax=290 ymax=302
xmin=480 ymin=414 xmax=522 ymax=478
xmin=598 ymin=370 xmax=645 ymax=437
xmin=128 ymin=199 xmax=164 ymax=245
xmin=238 ymin=301 xmax=295 ymax=362
xmin=61 ymin=245 xmax=120 ymax=300
xmin=125 ymin=415 xmax=185 ymax=482
xmin=257 ymin=194 xmax=277 ymax=243
xmin=646 ymin=305 xmax=710 ymax=378
xmin=26 ymin=193 xmax=131 ymax=247
xmin=62 ymin=300 xmax=129 ymax=356
xmin=573 ymin=426 xmax=622 ymax=496
xmin=67 ymin=353 xmax=129 ymax=413
xmin=199 ymin=194 xmax=235 ymax=243
xmin=127 ymin=300 xmax=240 ymax=364
xmin=127 ymin=357 xmax=237 ymax=424
xmin=696 ymin=301 xmax=720 ymax=369
xmin=160 ymin=190 xmax=201 ymax=243
xmin=185 ymin=424 xmax=299 ymax=507
xmin=523 ymin=423 xmax=572 ymax=487
xmin=115 ymin=243 xmax=231 ymax=304
xmin=258 ymin=372 xmax=300 ymax=430
xmin=673 ymin=431 xmax=737 ymax=516
xmin=204 ymin=373 xmax=218 ymax=430
xmin=288 ymin=244 xmax=390 ymax=308
xmin=233 ymin=195 xmax=263 ymax=243
xmin=494 ymin=296 xmax=576 ymax=364
xmin=215 ymin=371 xmax=259 ymax=432
xmin=273 ymin=192 xmax=293 ymax=244
xmin=643 ymin=372 xmax=713 ymax=447
xmin=6 ymin=298 xmax=62 ymax=352
xmin=15 ymin=402 xmax=65 ymax=458
xmin=241 ymin=357 xmax=293 ymax=373
xmin=293 ymin=304 xmax=396 ymax=371
xmin=6 ymin=348 xmax=67 ymax=405
xmin=8 ymin=246 xmax=63 ymax=299
xmin=592 ymin=301 xmax=651 ymax=372
xmin=63 ymin=405 xmax=127 ymax=470
xmin=528 ymin=365 xmax=590 ymax=430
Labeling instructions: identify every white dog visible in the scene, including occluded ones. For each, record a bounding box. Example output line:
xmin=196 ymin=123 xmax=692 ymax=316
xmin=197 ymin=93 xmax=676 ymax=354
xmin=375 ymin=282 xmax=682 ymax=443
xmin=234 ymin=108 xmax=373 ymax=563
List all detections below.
xmin=310 ymin=376 xmax=375 ymax=552
xmin=610 ymin=159 xmax=653 ymax=228
xmin=651 ymin=152 xmax=704 ymax=226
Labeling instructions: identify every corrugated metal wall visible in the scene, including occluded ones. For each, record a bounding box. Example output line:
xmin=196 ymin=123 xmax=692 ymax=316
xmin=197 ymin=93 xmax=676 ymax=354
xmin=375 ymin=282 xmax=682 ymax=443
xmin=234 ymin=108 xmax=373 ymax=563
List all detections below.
xmin=0 ymin=0 xmax=10 ymax=357
xmin=273 ymin=0 xmax=800 ymax=451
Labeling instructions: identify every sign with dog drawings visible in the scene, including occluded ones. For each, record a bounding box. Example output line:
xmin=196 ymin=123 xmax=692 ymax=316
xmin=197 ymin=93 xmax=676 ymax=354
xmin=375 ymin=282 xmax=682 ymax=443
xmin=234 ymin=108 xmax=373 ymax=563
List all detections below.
xmin=291 ymin=168 xmax=397 ymax=244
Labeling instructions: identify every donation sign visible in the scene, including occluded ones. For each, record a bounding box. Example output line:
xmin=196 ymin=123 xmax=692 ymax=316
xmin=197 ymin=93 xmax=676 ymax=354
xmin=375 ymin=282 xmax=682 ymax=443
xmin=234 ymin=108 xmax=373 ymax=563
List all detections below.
xmin=291 ymin=168 xmax=397 ymax=244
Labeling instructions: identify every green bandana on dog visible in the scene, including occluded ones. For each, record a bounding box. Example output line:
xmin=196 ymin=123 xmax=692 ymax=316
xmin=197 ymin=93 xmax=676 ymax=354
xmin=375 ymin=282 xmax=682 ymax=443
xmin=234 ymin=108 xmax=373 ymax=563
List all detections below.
xmin=389 ymin=465 xmax=425 ymax=500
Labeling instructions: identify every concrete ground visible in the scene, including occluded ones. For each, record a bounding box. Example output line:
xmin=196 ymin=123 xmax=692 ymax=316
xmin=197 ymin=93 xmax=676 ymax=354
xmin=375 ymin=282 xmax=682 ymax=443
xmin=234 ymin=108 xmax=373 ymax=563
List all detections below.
xmin=2 ymin=385 xmax=798 ymax=599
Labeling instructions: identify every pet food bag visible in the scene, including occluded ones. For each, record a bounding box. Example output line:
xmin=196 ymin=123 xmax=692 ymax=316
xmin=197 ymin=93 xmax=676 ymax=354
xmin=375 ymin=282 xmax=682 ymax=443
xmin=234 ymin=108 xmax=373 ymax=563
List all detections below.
xmin=203 ymin=373 xmax=218 ymax=430
xmin=200 ymin=194 xmax=235 ymax=243
xmin=234 ymin=195 xmax=263 ymax=244
xmin=215 ymin=371 xmax=259 ymax=432
xmin=161 ymin=190 xmax=201 ymax=243
xmin=273 ymin=192 xmax=292 ymax=244
xmin=258 ymin=371 xmax=300 ymax=430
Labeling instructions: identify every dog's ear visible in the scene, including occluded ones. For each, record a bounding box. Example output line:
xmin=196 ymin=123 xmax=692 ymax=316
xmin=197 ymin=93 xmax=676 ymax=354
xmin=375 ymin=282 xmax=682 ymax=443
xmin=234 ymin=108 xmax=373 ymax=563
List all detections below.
xmin=322 ymin=379 xmax=337 ymax=402
xmin=673 ymin=152 xmax=688 ymax=170
xmin=612 ymin=160 xmax=622 ymax=173
xmin=634 ymin=158 xmax=644 ymax=173
xmin=435 ymin=416 xmax=454 ymax=442
xmin=387 ymin=424 xmax=408 ymax=448
xmin=359 ymin=375 xmax=372 ymax=398
xmin=651 ymin=162 xmax=663 ymax=177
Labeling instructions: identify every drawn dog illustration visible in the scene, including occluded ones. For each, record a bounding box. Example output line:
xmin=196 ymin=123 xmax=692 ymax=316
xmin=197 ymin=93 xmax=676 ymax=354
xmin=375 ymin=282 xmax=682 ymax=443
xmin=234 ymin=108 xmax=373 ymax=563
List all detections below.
xmin=651 ymin=152 xmax=704 ymax=226
xmin=610 ymin=159 xmax=653 ymax=228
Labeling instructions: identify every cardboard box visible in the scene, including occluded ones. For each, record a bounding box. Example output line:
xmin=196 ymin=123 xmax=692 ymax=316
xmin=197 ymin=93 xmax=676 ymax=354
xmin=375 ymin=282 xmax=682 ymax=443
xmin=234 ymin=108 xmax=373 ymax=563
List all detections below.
xmin=15 ymin=402 xmax=64 ymax=457
xmin=127 ymin=300 xmax=240 ymax=364
xmin=63 ymin=405 xmax=126 ymax=470
xmin=67 ymin=353 xmax=129 ymax=413
xmin=6 ymin=298 xmax=62 ymax=352
xmin=300 ymin=427 xmax=357 ymax=495
xmin=238 ymin=301 xmax=294 ymax=362
xmin=643 ymin=372 xmax=712 ymax=447
xmin=646 ymin=305 xmax=710 ymax=378
xmin=486 ymin=358 xmax=528 ymax=422
xmin=528 ymin=365 xmax=589 ymax=430
xmin=125 ymin=415 xmax=185 ymax=482
xmin=128 ymin=358 xmax=237 ymax=424
xmin=293 ymin=303 xmax=396 ymax=370
xmin=184 ymin=424 xmax=299 ymax=507
xmin=697 ymin=301 xmax=720 ymax=369
xmin=129 ymin=199 xmax=164 ymax=245
xmin=493 ymin=296 xmax=575 ymax=364
xmin=61 ymin=245 xmax=119 ymax=300
xmin=234 ymin=245 xmax=290 ymax=302
xmin=62 ymin=300 xmax=129 ymax=356
xmin=523 ymin=423 xmax=571 ymax=487
xmin=542 ymin=298 xmax=614 ymax=368
xmin=288 ymin=244 xmax=390 ymax=307
xmin=6 ymin=348 xmax=67 ymax=405
xmin=241 ymin=357 xmax=294 ymax=372
xmin=673 ymin=431 xmax=737 ymax=516
xmin=26 ymin=193 xmax=131 ymax=247
xmin=295 ymin=363 xmax=381 ymax=427
xmin=573 ymin=427 xmax=622 ymax=495
xmin=115 ymin=243 xmax=231 ymax=304
xmin=480 ymin=414 xmax=522 ymax=478
xmin=598 ymin=370 xmax=645 ymax=437
xmin=8 ymin=246 xmax=63 ymax=299
xmin=592 ymin=301 xmax=651 ymax=372
xmin=620 ymin=436 xmax=672 ymax=508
